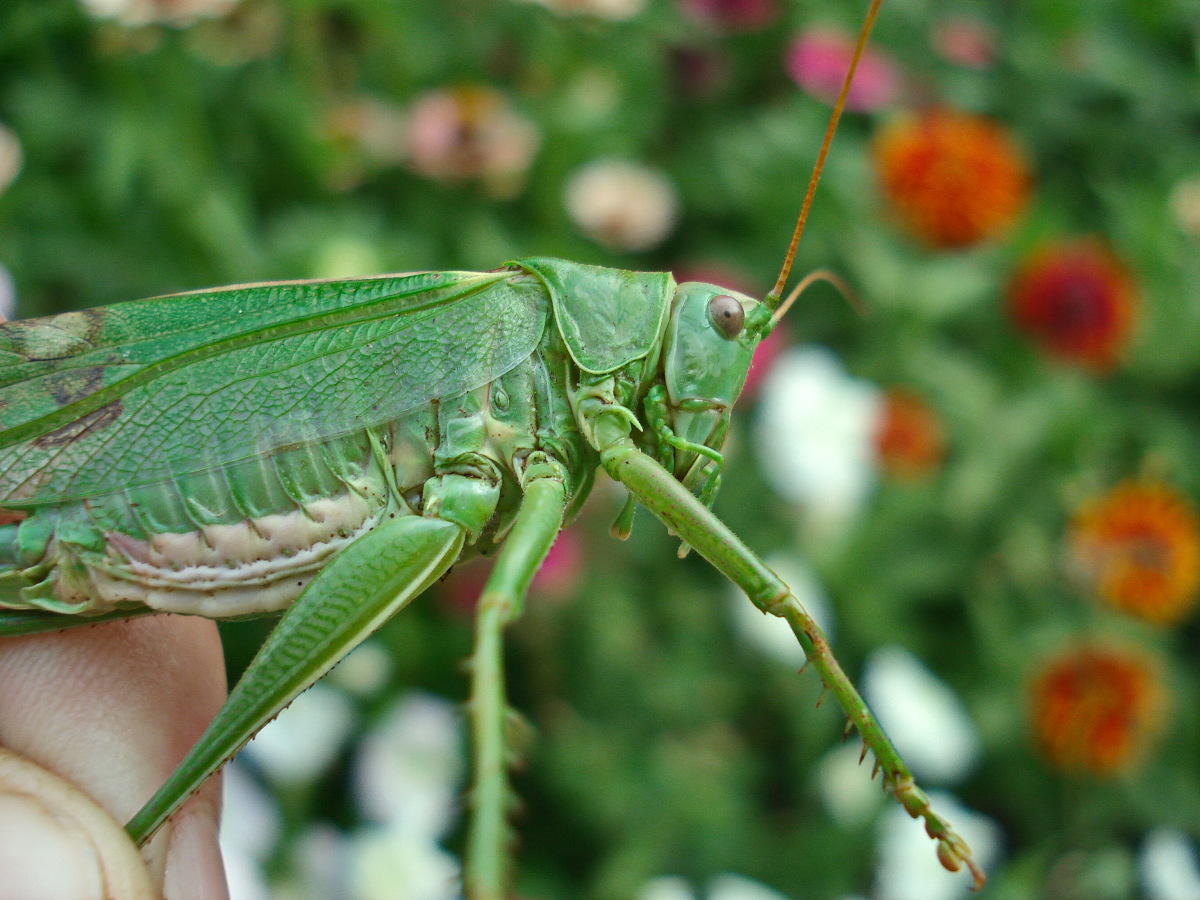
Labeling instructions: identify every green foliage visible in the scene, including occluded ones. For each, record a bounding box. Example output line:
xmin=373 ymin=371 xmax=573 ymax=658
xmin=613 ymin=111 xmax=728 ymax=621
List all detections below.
xmin=2 ymin=1 xmax=1198 ymax=898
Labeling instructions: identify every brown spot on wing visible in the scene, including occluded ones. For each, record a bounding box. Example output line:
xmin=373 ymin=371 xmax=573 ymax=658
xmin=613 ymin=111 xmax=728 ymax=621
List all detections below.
xmin=33 ymin=400 xmax=124 ymax=449
xmin=50 ymin=365 xmax=107 ymax=407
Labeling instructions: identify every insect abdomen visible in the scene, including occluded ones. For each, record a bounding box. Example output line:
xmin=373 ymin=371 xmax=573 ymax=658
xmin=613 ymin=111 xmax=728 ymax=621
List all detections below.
xmin=0 ymin=430 xmax=402 ymax=618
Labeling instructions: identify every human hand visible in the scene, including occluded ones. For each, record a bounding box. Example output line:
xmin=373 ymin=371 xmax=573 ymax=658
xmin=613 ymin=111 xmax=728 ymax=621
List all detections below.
xmin=0 ymin=615 xmax=229 ymax=900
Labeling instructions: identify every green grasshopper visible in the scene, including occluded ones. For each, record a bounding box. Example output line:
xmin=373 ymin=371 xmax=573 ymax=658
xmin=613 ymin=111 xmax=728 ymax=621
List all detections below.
xmin=0 ymin=0 xmax=984 ymax=894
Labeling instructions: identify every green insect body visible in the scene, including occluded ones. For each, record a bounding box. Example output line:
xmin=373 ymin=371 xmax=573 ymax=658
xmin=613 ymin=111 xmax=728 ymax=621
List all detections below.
xmin=0 ymin=258 xmax=983 ymax=897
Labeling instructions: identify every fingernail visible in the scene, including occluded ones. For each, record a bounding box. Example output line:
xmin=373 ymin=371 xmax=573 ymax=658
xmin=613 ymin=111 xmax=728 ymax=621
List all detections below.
xmin=162 ymin=805 xmax=230 ymax=900
xmin=0 ymin=790 xmax=105 ymax=900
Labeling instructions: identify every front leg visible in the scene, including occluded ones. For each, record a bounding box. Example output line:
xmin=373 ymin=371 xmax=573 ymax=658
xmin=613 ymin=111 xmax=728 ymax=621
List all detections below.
xmin=587 ymin=414 xmax=986 ymax=889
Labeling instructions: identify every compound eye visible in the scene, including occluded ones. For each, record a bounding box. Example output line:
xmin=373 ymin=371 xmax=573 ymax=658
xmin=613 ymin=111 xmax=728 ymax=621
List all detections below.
xmin=708 ymin=294 xmax=745 ymax=339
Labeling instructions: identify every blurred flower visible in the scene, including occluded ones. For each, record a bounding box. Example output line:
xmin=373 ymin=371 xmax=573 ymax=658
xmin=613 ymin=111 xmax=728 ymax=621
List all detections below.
xmin=1168 ymin=177 xmax=1200 ymax=238
xmin=874 ymin=791 xmax=1001 ymax=900
xmin=862 ymin=646 xmax=981 ymax=784
xmin=754 ymin=346 xmax=881 ymax=531
xmin=353 ymin=692 xmax=463 ymax=837
xmin=729 ymin=554 xmax=832 ymax=668
xmin=565 ymin=159 xmax=679 ymax=253
xmin=220 ymin=762 xmax=277 ymax=900
xmin=284 ymin=825 xmax=348 ymax=900
xmin=1029 ymin=644 xmax=1164 ymax=775
xmin=1008 ymin=238 xmax=1137 ymax=371
xmin=1141 ymin=828 xmax=1200 ymax=900
xmin=405 ymin=86 xmax=540 ymax=197
xmin=786 ymin=28 xmax=900 ymax=112
xmin=814 ymin=742 xmax=885 ymax=829
xmin=327 ymin=98 xmax=409 ymax=168
xmin=931 ymin=17 xmax=997 ymax=69
xmin=638 ymin=874 xmax=792 ymax=900
xmin=80 ymin=0 xmax=242 ymax=26
xmin=707 ymin=875 xmax=792 ymax=900
xmin=872 ymin=110 xmax=1030 ymax=249
xmin=0 ymin=125 xmax=21 ymax=195
xmin=327 ymin=640 xmax=392 ymax=697
xmin=740 ymin=325 xmax=788 ymax=402
xmin=517 ymin=0 xmax=646 ymax=20
xmin=1069 ymin=479 xmax=1200 ymax=625
xmin=348 ymin=824 xmax=460 ymax=900
xmin=639 ymin=876 xmax=694 ymax=900
xmin=873 ymin=388 xmax=946 ymax=479
xmin=0 ymin=263 xmax=16 ymax=321
xmin=670 ymin=46 xmax=730 ymax=100
xmin=677 ymin=0 xmax=778 ymax=33
xmin=531 ymin=527 xmax=584 ymax=599
xmin=243 ymin=682 xmax=356 ymax=785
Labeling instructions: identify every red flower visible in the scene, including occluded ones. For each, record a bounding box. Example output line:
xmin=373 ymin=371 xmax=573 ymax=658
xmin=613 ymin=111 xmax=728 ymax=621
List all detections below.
xmin=1008 ymin=239 xmax=1137 ymax=371
xmin=1069 ymin=479 xmax=1200 ymax=625
xmin=677 ymin=0 xmax=778 ymax=32
xmin=1029 ymin=644 xmax=1163 ymax=776
xmin=872 ymin=110 xmax=1030 ymax=249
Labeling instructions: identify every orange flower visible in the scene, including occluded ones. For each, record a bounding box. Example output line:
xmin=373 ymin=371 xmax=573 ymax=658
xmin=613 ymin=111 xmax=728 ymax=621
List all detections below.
xmin=1029 ymin=644 xmax=1163 ymax=776
xmin=874 ymin=388 xmax=945 ymax=478
xmin=1070 ymin=480 xmax=1200 ymax=625
xmin=1009 ymin=239 xmax=1137 ymax=371
xmin=872 ymin=110 xmax=1030 ymax=249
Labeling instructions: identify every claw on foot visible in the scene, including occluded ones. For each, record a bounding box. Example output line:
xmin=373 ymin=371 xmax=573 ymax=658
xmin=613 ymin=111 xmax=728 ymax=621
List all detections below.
xmin=894 ymin=776 xmax=987 ymax=891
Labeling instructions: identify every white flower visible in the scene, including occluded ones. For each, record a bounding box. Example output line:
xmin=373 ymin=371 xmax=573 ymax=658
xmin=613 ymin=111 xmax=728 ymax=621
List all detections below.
xmin=874 ymin=792 xmax=1001 ymax=900
xmin=639 ymin=876 xmax=694 ymax=900
xmin=729 ymin=555 xmax=832 ymax=668
xmin=861 ymin=646 xmax=980 ymax=785
xmin=79 ymin=0 xmax=241 ymax=26
xmin=327 ymin=640 xmax=392 ymax=697
xmin=708 ymin=874 xmax=792 ymax=900
xmin=0 ymin=264 xmax=15 ymax=321
xmin=279 ymin=825 xmax=349 ymax=900
xmin=754 ymin=346 xmax=881 ymax=532
xmin=348 ymin=824 xmax=460 ymax=900
xmin=814 ymin=743 xmax=885 ymax=829
xmin=1169 ymin=177 xmax=1200 ymax=239
xmin=638 ymin=874 xmax=793 ymax=900
xmin=516 ymin=0 xmax=646 ymax=21
xmin=1141 ymin=828 xmax=1200 ymax=900
xmin=243 ymin=682 xmax=356 ymax=786
xmin=353 ymin=692 xmax=464 ymax=838
xmin=565 ymin=159 xmax=679 ymax=252
xmin=0 ymin=125 xmax=21 ymax=196
xmin=219 ymin=763 xmax=278 ymax=900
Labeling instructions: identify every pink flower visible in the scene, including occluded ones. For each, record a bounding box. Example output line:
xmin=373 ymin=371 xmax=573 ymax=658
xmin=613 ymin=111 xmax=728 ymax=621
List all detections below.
xmin=677 ymin=0 xmax=778 ymax=33
xmin=931 ymin=16 xmax=997 ymax=69
xmin=530 ymin=528 xmax=583 ymax=600
xmin=786 ymin=28 xmax=900 ymax=112
xmin=739 ymin=325 xmax=787 ymax=403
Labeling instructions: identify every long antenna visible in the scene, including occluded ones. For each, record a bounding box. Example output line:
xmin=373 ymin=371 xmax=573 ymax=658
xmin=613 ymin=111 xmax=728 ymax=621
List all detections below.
xmin=765 ymin=0 xmax=884 ymax=309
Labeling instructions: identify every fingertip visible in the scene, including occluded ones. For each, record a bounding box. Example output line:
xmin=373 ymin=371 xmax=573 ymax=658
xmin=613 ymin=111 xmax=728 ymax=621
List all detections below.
xmin=161 ymin=790 xmax=229 ymax=900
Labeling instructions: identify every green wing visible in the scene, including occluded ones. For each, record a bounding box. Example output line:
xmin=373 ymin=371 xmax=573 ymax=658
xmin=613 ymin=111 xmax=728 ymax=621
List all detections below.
xmin=510 ymin=258 xmax=673 ymax=375
xmin=0 ymin=270 xmax=549 ymax=505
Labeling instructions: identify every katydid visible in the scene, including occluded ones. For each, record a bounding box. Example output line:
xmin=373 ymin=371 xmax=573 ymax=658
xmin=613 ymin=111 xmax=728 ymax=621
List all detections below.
xmin=0 ymin=0 xmax=985 ymax=894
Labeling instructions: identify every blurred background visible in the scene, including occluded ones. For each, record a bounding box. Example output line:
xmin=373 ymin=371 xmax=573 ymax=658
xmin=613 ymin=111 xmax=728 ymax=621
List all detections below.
xmin=1 ymin=1 xmax=1199 ymax=899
